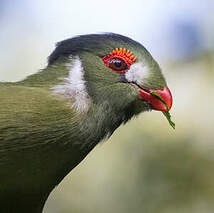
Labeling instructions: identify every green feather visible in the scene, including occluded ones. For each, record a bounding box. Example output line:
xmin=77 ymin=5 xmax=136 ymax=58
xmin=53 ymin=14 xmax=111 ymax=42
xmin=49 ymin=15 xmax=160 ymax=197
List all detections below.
xmin=0 ymin=33 xmax=174 ymax=212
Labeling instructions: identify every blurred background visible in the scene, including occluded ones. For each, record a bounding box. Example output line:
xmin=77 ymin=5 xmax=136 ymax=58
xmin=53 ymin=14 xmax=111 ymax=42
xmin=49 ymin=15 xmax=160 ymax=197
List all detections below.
xmin=1 ymin=0 xmax=214 ymax=212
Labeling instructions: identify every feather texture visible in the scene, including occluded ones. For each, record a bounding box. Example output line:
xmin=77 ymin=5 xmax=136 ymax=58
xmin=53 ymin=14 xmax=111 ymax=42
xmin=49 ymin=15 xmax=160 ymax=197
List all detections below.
xmin=52 ymin=56 xmax=91 ymax=112
xmin=0 ymin=33 xmax=169 ymax=213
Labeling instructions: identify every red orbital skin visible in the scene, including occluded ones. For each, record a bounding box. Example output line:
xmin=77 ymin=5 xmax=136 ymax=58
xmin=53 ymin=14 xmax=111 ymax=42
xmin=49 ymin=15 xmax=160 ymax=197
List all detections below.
xmin=139 ymin=87 xmax=173 ymax=112
xmin=102 ymin=48 xmax=137 ymax=74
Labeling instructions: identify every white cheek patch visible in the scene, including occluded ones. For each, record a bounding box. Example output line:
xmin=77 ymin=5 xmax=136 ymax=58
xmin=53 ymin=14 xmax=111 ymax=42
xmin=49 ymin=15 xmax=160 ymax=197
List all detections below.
xmin=125 ymin=62 xmax=150 ymax=85
xmin=52 ymin=56 xmax=91 ymax=113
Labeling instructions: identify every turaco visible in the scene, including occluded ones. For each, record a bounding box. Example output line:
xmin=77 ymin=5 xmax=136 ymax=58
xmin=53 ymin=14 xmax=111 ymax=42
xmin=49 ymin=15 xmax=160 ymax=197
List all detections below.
xmin=0 ymin=33 xmax=173 ymax=213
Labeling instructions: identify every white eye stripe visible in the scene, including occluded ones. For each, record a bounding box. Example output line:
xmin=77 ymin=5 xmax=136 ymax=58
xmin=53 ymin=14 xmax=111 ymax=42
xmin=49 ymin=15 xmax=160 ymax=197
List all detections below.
xmin=125 ymin=62 xmax=149 ymax=85
xmin=52 ymin=56 xmax=91 ymax=113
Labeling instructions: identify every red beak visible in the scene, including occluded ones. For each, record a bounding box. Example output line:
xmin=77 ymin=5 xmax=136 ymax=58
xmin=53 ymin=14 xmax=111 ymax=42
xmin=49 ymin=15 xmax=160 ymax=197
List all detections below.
xmin=139 ymin=87 xmax=173 ymax=112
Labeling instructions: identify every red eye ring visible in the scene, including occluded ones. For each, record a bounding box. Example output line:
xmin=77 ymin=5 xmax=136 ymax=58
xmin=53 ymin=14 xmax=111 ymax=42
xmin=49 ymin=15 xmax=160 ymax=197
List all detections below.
xmin=102 ymin=48 xmax=137 ymax=74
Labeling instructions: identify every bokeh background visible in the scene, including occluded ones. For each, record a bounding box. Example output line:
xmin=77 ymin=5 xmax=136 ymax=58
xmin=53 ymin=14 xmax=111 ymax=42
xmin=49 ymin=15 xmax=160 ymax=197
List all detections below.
xmin=1 ymin=0 xmax=214 ymax=212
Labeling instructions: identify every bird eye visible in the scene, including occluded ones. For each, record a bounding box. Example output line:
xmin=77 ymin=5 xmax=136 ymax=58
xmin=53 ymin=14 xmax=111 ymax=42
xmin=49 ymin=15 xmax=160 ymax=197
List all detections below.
xmin=102 ymin=48 xmax=137 ymax=74
xmin=108 ymin=58 xmax=128 ymax=71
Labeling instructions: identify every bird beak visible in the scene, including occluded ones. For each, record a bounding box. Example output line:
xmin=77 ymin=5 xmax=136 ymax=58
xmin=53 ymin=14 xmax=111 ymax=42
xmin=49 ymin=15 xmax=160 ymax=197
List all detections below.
xmin=139 ymin=87 xmax=173 ymax=112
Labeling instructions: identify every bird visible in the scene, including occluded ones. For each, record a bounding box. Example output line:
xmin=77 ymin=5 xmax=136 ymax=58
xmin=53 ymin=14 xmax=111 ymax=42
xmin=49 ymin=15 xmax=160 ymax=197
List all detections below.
xmin=0 ymin=33 xmax=173 ymax=213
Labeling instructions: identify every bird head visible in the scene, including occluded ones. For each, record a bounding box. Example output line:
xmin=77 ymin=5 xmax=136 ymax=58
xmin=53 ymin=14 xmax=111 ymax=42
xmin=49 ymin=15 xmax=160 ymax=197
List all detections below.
xmin=49 ymin=33 xmax=172 ymax=119
xmin=1 ymin=33 xmax=173 ymax=211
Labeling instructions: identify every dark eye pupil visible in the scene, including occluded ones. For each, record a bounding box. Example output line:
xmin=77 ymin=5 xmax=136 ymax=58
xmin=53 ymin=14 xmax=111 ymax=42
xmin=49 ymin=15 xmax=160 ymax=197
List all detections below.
xmin=114 ymin=61 xmax=122 ymax=67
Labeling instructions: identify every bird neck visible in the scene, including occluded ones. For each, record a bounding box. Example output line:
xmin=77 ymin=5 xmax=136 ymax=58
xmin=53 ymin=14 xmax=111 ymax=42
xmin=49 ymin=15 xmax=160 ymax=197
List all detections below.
xmin=1 ymin=59 xmax=142 ymax=213
xmin=0 ymin=96 xmax=134 ymax=213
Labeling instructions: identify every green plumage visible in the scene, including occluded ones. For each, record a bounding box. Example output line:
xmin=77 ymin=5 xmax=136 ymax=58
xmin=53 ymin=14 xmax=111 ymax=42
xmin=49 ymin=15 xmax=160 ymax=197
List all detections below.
xmin=0 ymin=33 xmax=168 ymax=213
